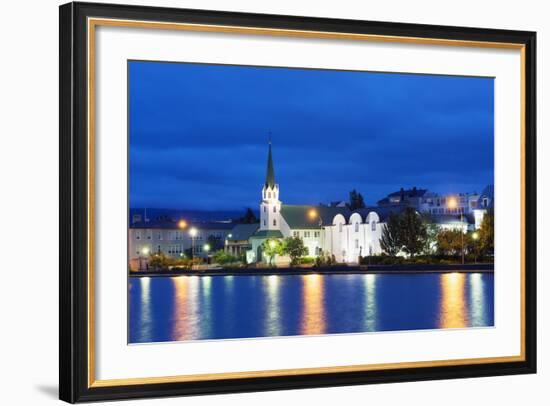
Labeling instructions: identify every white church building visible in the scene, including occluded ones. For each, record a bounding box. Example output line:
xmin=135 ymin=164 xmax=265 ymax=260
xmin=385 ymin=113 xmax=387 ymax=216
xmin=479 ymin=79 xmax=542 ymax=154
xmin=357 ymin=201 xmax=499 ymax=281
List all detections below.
xmin=248 ymin=142 xmax=402 ymax=264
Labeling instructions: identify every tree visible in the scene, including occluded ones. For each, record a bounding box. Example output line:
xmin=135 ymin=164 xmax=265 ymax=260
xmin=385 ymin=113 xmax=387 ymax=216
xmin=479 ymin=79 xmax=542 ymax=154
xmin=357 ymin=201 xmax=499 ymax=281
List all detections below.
xmin=347 ymin=189 xmax=366 ymax=211
xmin=479 ymin=209 xmax=494 ymax=256
xmin=235 ymin=207 xmax=258 ymax=224
xmin=399 ymin=208 xmax=428 ymax=257
xmin=282 ymin=236 xmax=308 ymax=266
xmin=436 ymin=229 xmax=463 ymax=256
xmin=206 ymin=234 xmax=223 ymax=252
xmin=380 ymin=213 xmax=401 ymax=256
xmin=261 ymin=238 xmax=284 ymax=266
xmin=421 ymin=214 xmax=439 ymax=255
xmin=212 ymin=250 xmax=238 ymax=265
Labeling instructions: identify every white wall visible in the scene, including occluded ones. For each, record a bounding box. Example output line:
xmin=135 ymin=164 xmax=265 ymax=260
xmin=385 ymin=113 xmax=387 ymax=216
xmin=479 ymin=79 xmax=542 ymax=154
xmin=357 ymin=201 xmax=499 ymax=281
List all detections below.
xmin=0 ymin=0 xmax=546 ymax=405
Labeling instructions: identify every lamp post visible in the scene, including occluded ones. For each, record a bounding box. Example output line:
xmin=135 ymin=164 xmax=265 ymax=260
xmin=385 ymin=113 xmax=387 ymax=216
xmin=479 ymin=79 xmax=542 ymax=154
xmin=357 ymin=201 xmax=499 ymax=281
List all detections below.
xmin=189 ymin=227 xmax=198 ymax=260
xmin=139 ymin=246 xmax=150 ymax=271
xmin=448 ymin=197 xmax=465 ymax=265
xmin=472 ymin=231 xmax=479 ymax=263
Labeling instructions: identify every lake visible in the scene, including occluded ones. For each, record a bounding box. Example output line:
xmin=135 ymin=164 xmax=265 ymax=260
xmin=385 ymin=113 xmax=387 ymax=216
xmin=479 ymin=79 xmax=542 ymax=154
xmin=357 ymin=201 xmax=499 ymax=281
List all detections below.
xmin=129 ymin=272 xmax=494 ymax=343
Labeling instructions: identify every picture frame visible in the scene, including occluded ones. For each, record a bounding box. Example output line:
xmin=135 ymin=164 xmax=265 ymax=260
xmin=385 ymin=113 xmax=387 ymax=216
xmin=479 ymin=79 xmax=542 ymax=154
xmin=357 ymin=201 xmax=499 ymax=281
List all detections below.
xmin=59 ymin=1 xmax=537 ymax=403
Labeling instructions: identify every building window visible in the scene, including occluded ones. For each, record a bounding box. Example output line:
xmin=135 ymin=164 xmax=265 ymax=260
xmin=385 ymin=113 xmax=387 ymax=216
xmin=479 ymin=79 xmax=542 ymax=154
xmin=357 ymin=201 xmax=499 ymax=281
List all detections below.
xmin=157 ymin=232 xmax=162 ymax=240
xmin=273 ymin=206 xmax=276 ymax=213
xmin=263 ymin=220 xmax=266 ymax=226
xmin=339 ymin=223 xmax=343 ymax=233
xmin=371 ymin=221 xmax=376 ymax=231
xmin=146 ymin=230 xmax=152 ymax=240
xmin=314 ymin=231 xmax=320 ymax=238
xmin=135 ymin=231 xmax=141 ymax=240
xmin=355 ymin=222 xmax=359 ymax=232
xmin=355 ymin=239 xmax=359 ymax=249
xmin=293 ymin=231 xmax=299 ymax=237
xmin=268 ymin=192 xmax=271 ymax=198
xmin=273 ymin=219 xmax=277 ymax=226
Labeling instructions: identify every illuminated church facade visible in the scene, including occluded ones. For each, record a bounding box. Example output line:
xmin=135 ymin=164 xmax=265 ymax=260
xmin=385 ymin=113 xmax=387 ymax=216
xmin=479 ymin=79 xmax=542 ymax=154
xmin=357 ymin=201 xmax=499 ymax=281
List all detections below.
xmin=248 ymin=142 xmax=393 ymax=264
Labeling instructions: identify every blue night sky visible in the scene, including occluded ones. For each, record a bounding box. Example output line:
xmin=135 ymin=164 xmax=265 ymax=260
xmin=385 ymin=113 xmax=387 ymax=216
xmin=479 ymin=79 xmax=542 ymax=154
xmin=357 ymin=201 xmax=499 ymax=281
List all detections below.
xmin=129 ymin=61 xmax=494 ymax=211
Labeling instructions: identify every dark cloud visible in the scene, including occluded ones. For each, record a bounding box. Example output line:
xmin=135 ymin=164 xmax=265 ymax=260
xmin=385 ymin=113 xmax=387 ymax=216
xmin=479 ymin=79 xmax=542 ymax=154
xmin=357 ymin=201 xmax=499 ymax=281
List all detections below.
xmin=129 ymin=61 xmax=493 ymax=210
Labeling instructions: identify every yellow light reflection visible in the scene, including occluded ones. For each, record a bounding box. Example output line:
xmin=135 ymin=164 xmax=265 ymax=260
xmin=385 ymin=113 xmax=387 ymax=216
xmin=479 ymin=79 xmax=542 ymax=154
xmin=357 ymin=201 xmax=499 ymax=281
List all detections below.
xmin=439 ymin=273 xmax=467 ymax=329
xmin=171 ymin=276 xmax=201 ymax=341
xmin=301 ymin=274 xmax=326 ymax=335
xmin=263 ymin=275 xmax=282 ymax=336
xmin=364 ymin=274 xmax=377 ymax=331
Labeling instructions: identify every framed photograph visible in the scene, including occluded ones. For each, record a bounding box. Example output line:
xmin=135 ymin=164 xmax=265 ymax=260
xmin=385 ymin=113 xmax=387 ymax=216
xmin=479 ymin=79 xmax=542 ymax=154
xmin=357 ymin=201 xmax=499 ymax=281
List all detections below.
xmin=59 ymin=2 xmax=537 ymax=403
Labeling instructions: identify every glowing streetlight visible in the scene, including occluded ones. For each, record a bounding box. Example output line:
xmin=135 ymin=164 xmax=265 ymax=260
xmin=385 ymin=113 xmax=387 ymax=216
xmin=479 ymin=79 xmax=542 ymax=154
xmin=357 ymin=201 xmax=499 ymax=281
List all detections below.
xmin=178 ymin=219 xmax=187 ymax=229
xmin=447 ymin=197 xmax=458 ymax=210
xmin=308 ymin=209 xmax=318 ymax=220
xmin=472 ymin=232 xmax=479 ymax=240
xmin=269 ymin=240 xmax=276 ymax=249
xmin=142 ymin=246 xmax=150 ymax=256
xmin=204 ymin=243 xmax=211 ymax=253
xmin=189 ymin=227 xmax=198 ymax=237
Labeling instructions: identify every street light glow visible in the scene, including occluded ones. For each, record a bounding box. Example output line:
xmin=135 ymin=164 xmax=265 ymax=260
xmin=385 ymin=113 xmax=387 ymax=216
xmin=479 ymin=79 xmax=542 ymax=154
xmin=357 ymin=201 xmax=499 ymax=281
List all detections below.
xmin=308 ymin=209 xmax=318 ymax=219
xmin=142 ymin=246 xmax=150 ymax=255
xmin=204 ymin=243 xmax=211 ymax=252
xmin=189 ymin=227 xmax=198 ymax=237
xmin=447 ymin=197 xmax=458 ymax=209
xmin=178 ymin=219 xmax=187 ymax=229
xmin=472 ymin=232 xmax=479 ymax=240
xmin=269 ymin=240 xmax=276 ymax=249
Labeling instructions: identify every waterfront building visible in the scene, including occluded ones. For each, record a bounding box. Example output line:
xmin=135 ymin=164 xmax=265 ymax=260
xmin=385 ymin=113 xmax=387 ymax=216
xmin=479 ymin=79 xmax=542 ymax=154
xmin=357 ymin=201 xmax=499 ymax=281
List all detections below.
xmin=224 ymin=223 xmax=259 ymax=256
xmin=128 ymin=218 xmax=233 ymax=270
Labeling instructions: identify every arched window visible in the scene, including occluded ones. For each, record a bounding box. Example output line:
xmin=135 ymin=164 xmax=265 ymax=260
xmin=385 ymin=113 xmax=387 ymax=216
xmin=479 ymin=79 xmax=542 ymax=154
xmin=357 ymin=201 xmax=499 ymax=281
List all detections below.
xmin=273 ymin=219 xmax=277 ymax=226
xmin=339 ymin=223 xmax=343 ymax=233
xmin=355 ymin=222 xmax=359 ymax=232
xmin=371 ymin=221 xmax=376 ymax=231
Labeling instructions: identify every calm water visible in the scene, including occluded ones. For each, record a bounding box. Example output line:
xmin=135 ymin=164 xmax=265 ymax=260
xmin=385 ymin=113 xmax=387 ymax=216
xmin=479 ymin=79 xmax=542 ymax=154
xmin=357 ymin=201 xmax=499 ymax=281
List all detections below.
xmin=129 ymin=272 xmax=494 ymax=343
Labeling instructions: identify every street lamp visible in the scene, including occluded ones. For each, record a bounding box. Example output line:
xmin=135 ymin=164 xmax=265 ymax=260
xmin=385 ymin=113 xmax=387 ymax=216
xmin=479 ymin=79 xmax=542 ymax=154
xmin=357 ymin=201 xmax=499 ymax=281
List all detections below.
xmin=308 ymin=209 xmax=317 ymax=220
xmin=178 ymin=219 xmax=187 ymax=229
xmin=139 ymin=246 xmax=150 ymax=271
xmin=204 ymin=243 xmax=211 ymax=253
xmin=189 ymin=227 xmax=198 ymax=259
xmin=448 ymin=197 xmax=465 ymax=265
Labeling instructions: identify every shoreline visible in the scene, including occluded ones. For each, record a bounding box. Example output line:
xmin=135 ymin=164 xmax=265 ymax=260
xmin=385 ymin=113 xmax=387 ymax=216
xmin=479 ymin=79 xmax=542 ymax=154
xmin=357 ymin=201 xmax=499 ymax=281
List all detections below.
xmin=129 ymin=263 xmax=494 ymax=277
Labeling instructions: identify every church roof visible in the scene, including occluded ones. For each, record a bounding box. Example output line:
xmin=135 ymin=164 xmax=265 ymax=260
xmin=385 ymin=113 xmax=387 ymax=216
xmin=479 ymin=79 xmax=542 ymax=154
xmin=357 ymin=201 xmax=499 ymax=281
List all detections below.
xmin=265 ymin=142 xmax=276 ymax=188
xmin=250 ymin=230 xmax=284 ymax=239
xmin=280 ymin=205 xmax=350 ymax=229
xmin=227 ymin=223 xmax=260 ymax=241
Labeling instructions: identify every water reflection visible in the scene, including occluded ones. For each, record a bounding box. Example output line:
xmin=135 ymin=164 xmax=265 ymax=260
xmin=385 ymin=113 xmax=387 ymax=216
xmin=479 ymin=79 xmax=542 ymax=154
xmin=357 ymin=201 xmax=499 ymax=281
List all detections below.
xmin=137 ymin=277 xmax=152 ymax=342
xmin=363 ymin=274 xmax=377 ymax=331
xmin=469 ymin=273 xmax=488 ymax=327
xmin=171 ymin=276 xmax=200 ymax=340
xmin=439 ymin=273 xmax=467 ymax=328
xmin=263 ymin=275 xmax=282 ymax=336
xmin=301 ymin=274 xmax=326 ymax=335
xmin=129 ymin=273 xmax=494 ymax=343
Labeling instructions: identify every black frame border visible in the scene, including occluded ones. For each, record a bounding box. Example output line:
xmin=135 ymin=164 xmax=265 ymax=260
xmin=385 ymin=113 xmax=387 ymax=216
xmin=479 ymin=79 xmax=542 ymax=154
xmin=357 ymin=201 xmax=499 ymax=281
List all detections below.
xmin=59 ymin=2 xmax=537 ymax=403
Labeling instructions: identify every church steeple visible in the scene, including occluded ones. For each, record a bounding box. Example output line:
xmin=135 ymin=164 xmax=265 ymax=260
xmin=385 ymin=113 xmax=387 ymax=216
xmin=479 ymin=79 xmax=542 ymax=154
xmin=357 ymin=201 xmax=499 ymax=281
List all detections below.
xmin=260 ymin=140 xmax=281 ymax=231
xmin=265 ymin=141 xmax=275 ymax=188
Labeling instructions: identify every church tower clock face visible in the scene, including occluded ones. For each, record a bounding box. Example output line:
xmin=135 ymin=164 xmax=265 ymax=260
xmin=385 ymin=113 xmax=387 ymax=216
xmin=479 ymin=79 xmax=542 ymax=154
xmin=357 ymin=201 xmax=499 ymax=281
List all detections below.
xmin=260 ymin=141 xmax=281 ymax=231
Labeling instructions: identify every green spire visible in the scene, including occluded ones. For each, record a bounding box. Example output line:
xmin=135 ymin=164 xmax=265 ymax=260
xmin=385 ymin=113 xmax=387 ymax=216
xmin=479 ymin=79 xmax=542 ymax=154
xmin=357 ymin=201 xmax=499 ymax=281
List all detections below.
xmin=265 ymin=141 xmax=276 ymax=188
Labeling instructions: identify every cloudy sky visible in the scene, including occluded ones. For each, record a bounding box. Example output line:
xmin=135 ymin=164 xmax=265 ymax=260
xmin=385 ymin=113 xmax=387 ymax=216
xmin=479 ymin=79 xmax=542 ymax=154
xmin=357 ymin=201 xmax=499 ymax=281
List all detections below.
xmin=129 ymin=60 xmax=494 ymax=210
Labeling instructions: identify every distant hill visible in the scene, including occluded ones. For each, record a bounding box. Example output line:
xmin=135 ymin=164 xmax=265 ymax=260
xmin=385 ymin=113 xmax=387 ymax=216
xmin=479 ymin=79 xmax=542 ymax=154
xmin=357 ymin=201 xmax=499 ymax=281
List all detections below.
xmin=129 ymin=208 xmax=258 ymax=224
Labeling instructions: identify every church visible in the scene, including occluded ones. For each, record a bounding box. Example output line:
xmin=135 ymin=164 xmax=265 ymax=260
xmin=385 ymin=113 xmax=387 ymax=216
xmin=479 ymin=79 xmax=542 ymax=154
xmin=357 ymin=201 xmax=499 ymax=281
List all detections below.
xmin=247 ymin=142 xmax=401 ymax=264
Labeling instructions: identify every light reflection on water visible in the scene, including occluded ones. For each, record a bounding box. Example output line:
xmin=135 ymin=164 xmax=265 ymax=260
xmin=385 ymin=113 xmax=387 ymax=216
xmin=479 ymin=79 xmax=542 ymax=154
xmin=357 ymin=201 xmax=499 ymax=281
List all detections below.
xmin=129 ymin=272 xmax=494 ymax=344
